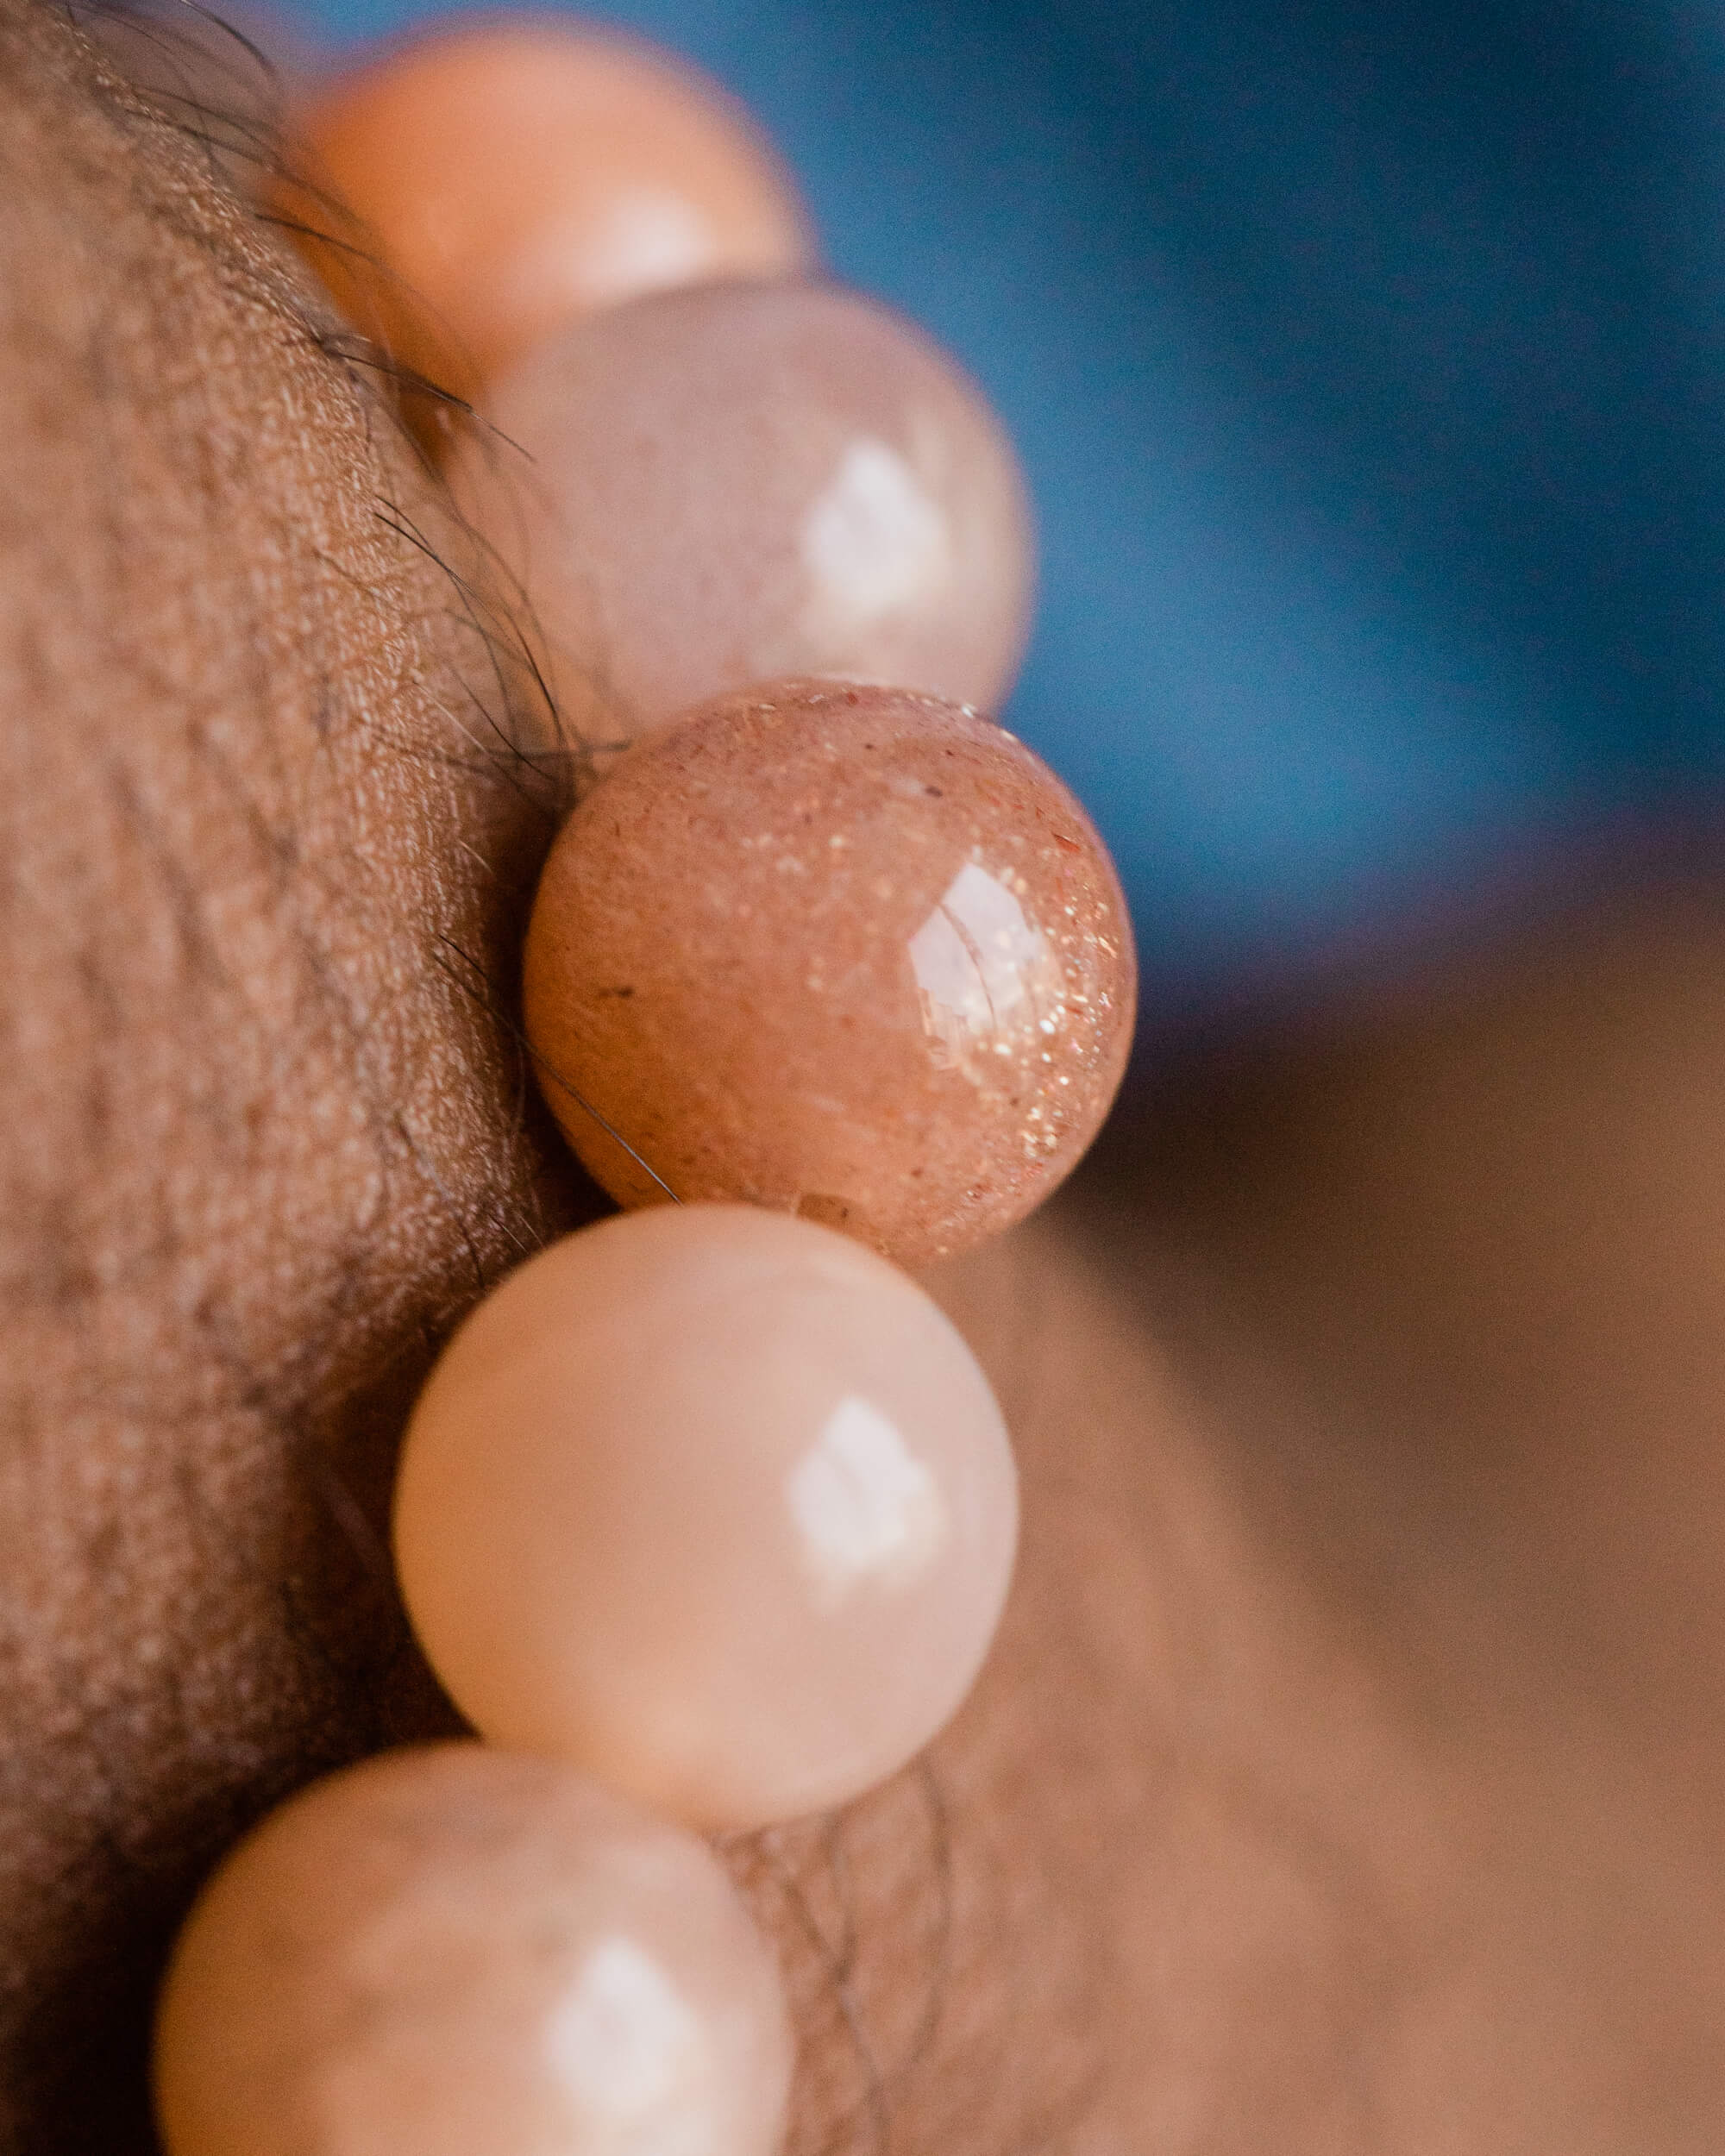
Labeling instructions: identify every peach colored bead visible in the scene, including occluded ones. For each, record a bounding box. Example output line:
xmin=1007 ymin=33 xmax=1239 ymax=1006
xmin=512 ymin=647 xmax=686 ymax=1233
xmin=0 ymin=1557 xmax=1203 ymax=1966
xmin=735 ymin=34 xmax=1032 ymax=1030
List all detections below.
xmin=451 ymin=281 xmax=1033 ymax=728
xmin=523 ymin=680 xmax=1135 ymax=1269
xmin=153 ymin=1745 xmax=793 ymax=2156
xmin=392 ymin=1206 xmax=1019 ymax=1830
xmin=275 ymin=20 xmax=814 ymax=404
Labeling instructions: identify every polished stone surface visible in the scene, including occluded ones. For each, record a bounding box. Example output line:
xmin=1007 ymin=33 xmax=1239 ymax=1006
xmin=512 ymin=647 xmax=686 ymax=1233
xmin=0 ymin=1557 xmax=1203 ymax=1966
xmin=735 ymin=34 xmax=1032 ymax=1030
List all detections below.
xmin=276 ymin=18 xmax=813 ymax=404
xmin=392 ymin=1206 xmax=1019 ymax=1829
xmin=154 ymin=1745 xmax=793 ymax=2156
xmin=452 ymin=281 xmax=1033 ymax=728
xmin=523 ymin=680 xmax=1134 ymax=1269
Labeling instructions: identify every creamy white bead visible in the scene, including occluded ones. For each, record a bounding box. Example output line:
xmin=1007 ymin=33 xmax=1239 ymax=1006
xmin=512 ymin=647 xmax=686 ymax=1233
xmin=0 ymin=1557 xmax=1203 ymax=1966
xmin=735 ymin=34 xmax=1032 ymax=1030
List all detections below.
xmin=392 ymin=1206 xmax=1019 ymax=1830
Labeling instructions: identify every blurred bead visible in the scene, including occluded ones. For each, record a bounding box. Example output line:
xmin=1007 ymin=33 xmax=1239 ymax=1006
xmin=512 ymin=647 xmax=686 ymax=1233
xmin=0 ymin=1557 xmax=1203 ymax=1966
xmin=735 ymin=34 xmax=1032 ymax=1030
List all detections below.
xmin=392 ymin=1206 xmax=1019 ymax=1829
xmin=523 ymin=680 xmax=1134 ymax=1269
xmin=452 ymin=281 xmax=1033 ymax=727
xmin=154 ymin=1745 xmax=792 ymax=2156
xmin=274 ymin=20 xmax=814 ymax=404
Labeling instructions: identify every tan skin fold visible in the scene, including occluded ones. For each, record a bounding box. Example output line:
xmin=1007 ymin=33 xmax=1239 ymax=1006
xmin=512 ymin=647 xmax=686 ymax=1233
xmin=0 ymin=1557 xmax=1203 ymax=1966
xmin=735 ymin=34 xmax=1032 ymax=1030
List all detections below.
xmin=7 ymin=4 xmax=1725 ymax=2149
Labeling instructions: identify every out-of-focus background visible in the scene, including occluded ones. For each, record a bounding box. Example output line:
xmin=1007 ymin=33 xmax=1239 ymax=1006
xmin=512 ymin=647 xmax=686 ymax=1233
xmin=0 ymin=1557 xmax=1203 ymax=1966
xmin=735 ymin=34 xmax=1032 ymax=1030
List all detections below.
xmin=278 ymin=0 xmax=1725 ymax=1026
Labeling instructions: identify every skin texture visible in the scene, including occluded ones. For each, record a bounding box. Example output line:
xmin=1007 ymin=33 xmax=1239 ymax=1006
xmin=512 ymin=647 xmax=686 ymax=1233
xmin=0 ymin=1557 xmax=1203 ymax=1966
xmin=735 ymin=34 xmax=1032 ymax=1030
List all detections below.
xmin=9 ymin=5 xmax=1725 ymax=2153
xmin=0 ymin=7 xmax=586 ymax=2143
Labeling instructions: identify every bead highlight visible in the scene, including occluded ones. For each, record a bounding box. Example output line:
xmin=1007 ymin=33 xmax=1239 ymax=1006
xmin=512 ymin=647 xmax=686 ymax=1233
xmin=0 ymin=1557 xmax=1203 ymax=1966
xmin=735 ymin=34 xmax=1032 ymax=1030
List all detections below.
xmin=392 ymin=1206 xmax=1019 ymax=1830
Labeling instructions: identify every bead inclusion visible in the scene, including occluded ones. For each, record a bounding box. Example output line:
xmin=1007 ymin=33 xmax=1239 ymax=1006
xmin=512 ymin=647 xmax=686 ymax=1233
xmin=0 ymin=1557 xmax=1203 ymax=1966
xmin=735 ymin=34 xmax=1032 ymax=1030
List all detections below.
xmin=153 ymin=1745 xmax=793 ymax=2156
xmin=392 ymin=1206 xmax=1020 ymax=1831
xmin=451 ymin=281 xmax=1034 ymax=727
xmin=524 ymin=680 xmax=1137 ymax=1270
xmin=275 ymin=21 xmax=814 ymax=404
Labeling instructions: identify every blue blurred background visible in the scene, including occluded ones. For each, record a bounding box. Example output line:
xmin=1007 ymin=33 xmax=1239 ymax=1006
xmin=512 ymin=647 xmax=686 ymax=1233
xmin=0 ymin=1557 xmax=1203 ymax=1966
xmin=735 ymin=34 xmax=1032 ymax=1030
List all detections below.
xmin=286 ymin=0 xmax=1725 ymax=1023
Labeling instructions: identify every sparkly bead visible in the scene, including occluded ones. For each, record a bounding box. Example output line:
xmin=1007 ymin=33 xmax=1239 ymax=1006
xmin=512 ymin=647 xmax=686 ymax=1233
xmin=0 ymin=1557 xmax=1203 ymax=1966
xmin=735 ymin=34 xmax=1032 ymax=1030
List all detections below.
xmin=392 ymin=1206 xmax=1019 ymax=1830
xmin=274 ymin=21 xmax=813 ymax=404
xmin=451 ymin=281 xmax=1033 ymax=728
xmin=153 ymin=1745 xmax=793 ymax=2156
xmin=523 ymin=680 xmax=1135 ymax=1270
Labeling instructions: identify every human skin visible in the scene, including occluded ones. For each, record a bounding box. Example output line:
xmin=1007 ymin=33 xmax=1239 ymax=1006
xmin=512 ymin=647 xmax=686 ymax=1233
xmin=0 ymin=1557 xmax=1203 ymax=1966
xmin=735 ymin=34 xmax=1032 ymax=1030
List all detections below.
xmin=8 ymin=3 xmax=1725 ymax=2150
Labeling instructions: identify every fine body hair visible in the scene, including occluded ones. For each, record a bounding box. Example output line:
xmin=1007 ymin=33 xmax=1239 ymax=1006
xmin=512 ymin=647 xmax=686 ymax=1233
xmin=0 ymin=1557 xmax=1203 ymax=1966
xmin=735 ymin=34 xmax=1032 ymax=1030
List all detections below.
xmin=0 ymin=4 xmax=579 ymax=2141
xmin=0 ymin=11 xmax=1107 ymax=2153
xmin=4 ymin=11 xmax=1481 ymax=2150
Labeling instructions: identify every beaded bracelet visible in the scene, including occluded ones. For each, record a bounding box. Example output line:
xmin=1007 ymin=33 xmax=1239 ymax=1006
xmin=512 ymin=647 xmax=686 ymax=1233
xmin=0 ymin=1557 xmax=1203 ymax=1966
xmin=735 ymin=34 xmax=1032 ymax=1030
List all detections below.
xmin=150 ymin=21 xmax=1137 ymax=2156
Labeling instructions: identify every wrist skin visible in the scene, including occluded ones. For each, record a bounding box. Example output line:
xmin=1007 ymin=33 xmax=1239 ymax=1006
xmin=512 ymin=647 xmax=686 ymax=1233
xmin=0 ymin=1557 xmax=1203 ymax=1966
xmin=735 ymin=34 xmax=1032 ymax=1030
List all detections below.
xmin=8 ymin=5 xmax=1725 ymax=2152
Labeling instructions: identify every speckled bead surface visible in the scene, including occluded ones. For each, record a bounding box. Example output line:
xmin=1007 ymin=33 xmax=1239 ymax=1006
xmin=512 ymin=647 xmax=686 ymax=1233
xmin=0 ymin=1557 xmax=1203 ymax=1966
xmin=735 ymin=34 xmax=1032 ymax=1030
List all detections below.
xmin=275 ymin=20 xmax=814 ymax=404
xmin=154 ymin=1745 xmax=793 ymax=2156
xmin=523 ymin=680 xmax=1135 ymax=1269
xmin=452 ymin=280 xmax=1034 ymax=728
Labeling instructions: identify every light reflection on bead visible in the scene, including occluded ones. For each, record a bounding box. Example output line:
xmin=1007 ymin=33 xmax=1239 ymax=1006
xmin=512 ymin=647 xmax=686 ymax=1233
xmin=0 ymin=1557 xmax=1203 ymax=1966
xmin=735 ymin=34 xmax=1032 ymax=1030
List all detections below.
xmin=523 ymin=680 xmax=1135 ymax=1270
xmin=451 ymin=281 xmax=1033 ymax=728
xmin=274 ymin=20 xmax=814 ymax=404
xmin=153 ymin=1745 xmax=793 ymax=2156
xmin=392 ymin=1206 xmax=1019 ymax=1830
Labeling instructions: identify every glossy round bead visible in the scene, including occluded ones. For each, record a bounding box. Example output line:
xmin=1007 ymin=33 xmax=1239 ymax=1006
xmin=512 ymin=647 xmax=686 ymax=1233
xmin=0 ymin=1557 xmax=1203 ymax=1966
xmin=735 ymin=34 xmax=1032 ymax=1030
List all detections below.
xmin=523 ymin=680 xmax=1135 ymax=1269
xmin=153 ymin=1745 xmax=793 ymax=2156
xmin=451 ymin=281 xmax=1033 ymax=727
xmin=392 ymin=1206 xmax=1019 ymax=1830
xmin=276 ymin=21 xmax=814 ymax=403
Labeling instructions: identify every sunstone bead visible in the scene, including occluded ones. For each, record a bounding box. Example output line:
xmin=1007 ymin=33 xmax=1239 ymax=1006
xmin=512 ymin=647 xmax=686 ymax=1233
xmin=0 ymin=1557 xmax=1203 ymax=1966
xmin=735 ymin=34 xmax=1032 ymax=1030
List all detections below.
xmin=523 ymin=680 xmax=1135 ymax=1270
xmin=450 ymin=281 xmax=1033 ymax=729
xmin=392 ymin=1206 xmax=1019 ymax=1831
xmin=154 ymin=1746 xmax=792 ymax=2156
xmin=275 ymin=21 xmax=813 ymax=404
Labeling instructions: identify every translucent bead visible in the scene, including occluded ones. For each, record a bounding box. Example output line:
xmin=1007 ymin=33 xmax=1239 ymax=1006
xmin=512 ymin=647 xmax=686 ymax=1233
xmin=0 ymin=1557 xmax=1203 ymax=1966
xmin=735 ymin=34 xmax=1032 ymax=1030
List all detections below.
xmin=450 ymin=281 xmax=1033 ymax=727
xmin=275 ymin=21 xmax=814 ymax=403
xmin=392 ymin=1206 xmax=1019 ymax=1831
xmin=153 ymin=1745 xmax=793 ymax=2156
xmin=523 ymin=680 xmax=1135 ymax=1269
